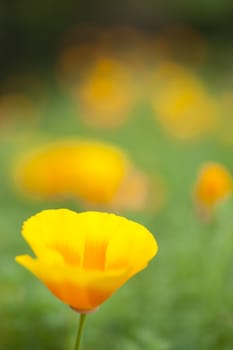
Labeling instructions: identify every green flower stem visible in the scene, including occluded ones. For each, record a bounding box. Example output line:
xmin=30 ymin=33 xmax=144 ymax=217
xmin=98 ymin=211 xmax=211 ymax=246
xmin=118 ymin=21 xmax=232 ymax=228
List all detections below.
xmin=74 ymin=313 xmax=87 ymax=350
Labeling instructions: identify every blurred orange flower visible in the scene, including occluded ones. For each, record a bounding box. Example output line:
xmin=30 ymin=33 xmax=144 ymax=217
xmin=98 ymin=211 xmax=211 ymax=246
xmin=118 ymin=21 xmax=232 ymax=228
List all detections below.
xmin=15 ymin=209 xmax=158 ymax=313
xmin=194 ymin=163 xmax=232 ymax=217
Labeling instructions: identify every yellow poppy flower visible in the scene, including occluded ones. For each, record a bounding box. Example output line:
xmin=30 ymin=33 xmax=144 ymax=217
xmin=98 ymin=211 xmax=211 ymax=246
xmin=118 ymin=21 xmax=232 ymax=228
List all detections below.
xmin=15 ymin=209 xmax=158 ymax=313
xmin=194 ymin=163 xmax=232 ymax=208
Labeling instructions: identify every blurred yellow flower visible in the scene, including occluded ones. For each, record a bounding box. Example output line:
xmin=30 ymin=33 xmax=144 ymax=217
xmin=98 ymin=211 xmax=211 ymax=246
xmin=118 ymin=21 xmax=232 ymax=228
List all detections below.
xmin=151 ymin=62 xmax=217 ymax=141
xmin=69 ymin=140 xmax=130 ymax=204
xmin=15 ymin=139 xmax=163 ymax=212
xmin=14 ymin=140 xmax=130 ymax=204
xmin=15 ymin=209 xmax=158 ymax=313
xmin=57 ymin=26 xmax=150 ymax=124
xmin=14 ymin=142 xmax=76 ymax=199
xmin=194 ymin=163 xmax=232 ymax=209
xmin=74 ymin=57 xmax=135 ymax=128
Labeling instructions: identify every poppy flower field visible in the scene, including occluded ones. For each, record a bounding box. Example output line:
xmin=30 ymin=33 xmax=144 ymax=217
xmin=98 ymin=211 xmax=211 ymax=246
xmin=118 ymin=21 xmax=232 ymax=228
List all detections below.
xmin=0 ymin=23 xmax=233 ymax=350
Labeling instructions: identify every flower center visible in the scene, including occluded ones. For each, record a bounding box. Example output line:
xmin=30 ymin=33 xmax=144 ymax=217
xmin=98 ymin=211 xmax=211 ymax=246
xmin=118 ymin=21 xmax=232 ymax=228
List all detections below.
xmin=82 ymin=240 xmax=108 ymax=271
xmin=50 ymin=239 xmax=108 ymax=272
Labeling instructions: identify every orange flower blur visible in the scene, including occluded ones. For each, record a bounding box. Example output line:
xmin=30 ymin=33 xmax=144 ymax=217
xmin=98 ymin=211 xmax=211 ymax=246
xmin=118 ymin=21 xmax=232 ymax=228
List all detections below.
xmin=15 ymin=209 xmax=158 ymax=313
xmin=194 ymin=163 xmax=232 ymax=208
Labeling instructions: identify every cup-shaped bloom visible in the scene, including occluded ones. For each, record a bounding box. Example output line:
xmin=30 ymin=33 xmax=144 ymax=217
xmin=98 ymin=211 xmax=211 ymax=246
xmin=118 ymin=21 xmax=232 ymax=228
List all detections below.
xmin=194 ymin=163 xmax=232 ymax=208
xmin=15 ymin=209 xmax=158 ymax=313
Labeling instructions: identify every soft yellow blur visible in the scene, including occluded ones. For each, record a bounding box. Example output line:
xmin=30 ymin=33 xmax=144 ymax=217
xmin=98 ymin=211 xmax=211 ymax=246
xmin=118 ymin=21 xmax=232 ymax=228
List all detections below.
xmin=74 ymin=57 xmax=135 ymax=128
xmin=14 ymin=140 xmax=130 ymax=204
xmin=151 ymin=62 xmax=217 ymax=141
